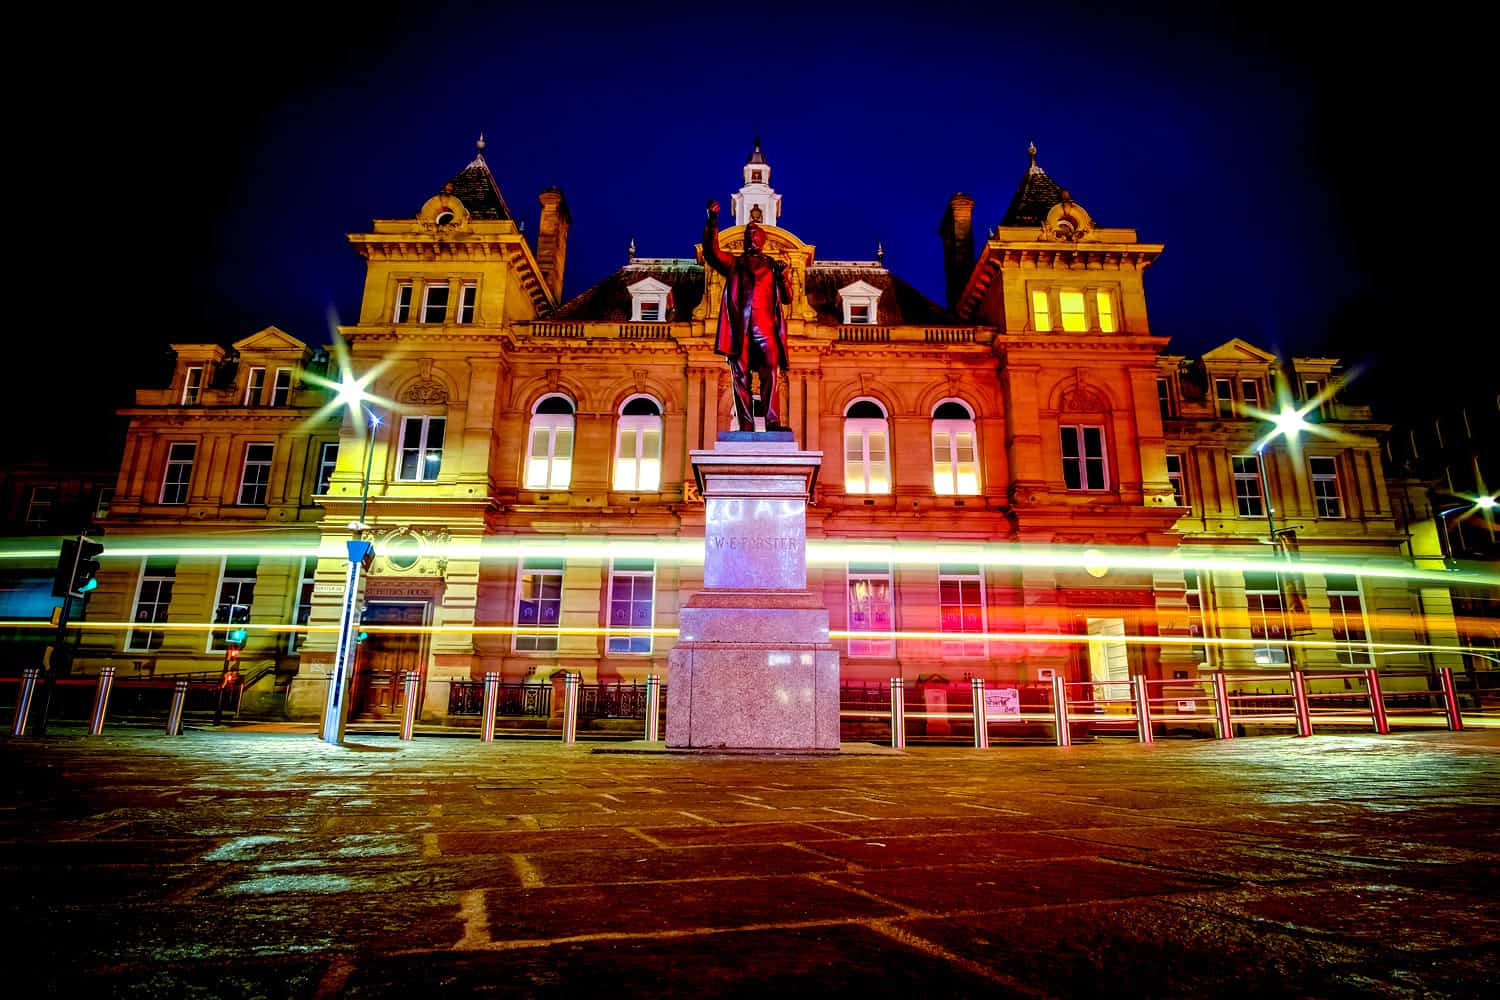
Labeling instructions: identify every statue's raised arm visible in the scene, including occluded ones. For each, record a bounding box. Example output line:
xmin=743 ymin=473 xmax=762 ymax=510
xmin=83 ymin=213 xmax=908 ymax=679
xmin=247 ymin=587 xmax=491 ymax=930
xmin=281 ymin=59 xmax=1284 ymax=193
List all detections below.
xmin=702 ymin=198 xmax=734 ymax=276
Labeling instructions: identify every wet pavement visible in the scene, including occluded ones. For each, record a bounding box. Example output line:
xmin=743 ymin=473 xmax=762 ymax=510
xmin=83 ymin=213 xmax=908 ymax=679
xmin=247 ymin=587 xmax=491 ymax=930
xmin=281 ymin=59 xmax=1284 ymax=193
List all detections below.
xmin=2 ymin=728 xmax=1497 ymax=998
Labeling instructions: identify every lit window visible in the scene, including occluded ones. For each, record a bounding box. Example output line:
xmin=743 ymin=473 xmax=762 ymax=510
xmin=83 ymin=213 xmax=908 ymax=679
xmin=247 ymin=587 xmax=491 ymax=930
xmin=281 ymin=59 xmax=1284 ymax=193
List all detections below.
xmin=1326 ymin=574 xmax=1370 ymax=666
xmin=1244 ymin=571 xmax=1288 ymax=664
xmin=931 ymin=400 xmax=979 ymax=495
xmin=1241 ymin=379 xmax=1261 ymax=411
xmin=1214 ymin=379 xmax=1234 ymax=418
xmin=614 ymin=396 xmax=663 ymax=491
xmin=127 ymin=560 xmax=175 ymax=651
xmin=290 ymin=557 xmax=316 ymax=653
xmin=316 ymin=442 xmax=339 ymax=495
xmin=1096 ymin=290 xmax=1116 ymax=332
xmin=244 ymin=366 xmax=266 ymax=406
xmin=1031 ymin=290 xmax=1051 ymax=331
xmin=25 ymin=486 xmax=55 ymax=527
xmin=1156 ymin=377 xmax=1173 ymax=420
xmin=844 ymin=399 xmax=891 ymax=494
xmin=458 ymin=282 xmax=477 ymax=324
xmin=525 ymin=395 xmax=575 ymax=489
xmin=210 ymin=559 xmax=257 ymax=651
xmin=938 ymin=563 xmax=985 ymax=656
xmin=1232 ymin=455 xmax=1264 ymax=517
xmin=270 ymin=368 xmax=292 ymax=406
xmin=182 ymin=366 xmax=204 ymax=405
xmin=398 ymin=416 xmax=445 ymax=481
xmin=847 ymin=562 xmax=894 ymax=657
xmin=1060 ymin=425 xmax=1108 ymax=491
xmin=606 ymin=558 xmax=655 ymax=654
xmin=1309 ymin=456 xmax=1343 ymax=518
xmin=238 ymin=443 xmax=275 ymax=505
xmin=94 ymin=487 xmax=113 ymax=521
xmin=160 ymin=442 xmax=196 ymax=504
xmin=393 ymin=281 xmax=413 ymax=323
xmin=1166 ymin=453 xmax=1186 ymax=506
xmin=514 ymin=558 xmax=563 ymax=652
xmin=1059 ymin=289 xmax=1087 ymax=331
xmin=422 ymin=283 xmax=449 ymax=323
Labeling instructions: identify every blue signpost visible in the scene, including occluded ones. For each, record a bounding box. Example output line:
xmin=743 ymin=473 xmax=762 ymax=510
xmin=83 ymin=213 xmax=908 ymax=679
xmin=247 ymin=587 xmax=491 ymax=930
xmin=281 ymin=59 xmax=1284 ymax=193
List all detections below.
xmin=321 ymin=538 xmax=375 ymax=744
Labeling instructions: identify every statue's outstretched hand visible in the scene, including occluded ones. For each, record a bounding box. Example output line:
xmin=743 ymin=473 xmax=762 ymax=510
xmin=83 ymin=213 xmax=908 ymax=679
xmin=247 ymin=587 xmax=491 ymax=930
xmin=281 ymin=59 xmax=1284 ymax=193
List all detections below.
xmin=706 ymin=198 xmax=720 ymax=218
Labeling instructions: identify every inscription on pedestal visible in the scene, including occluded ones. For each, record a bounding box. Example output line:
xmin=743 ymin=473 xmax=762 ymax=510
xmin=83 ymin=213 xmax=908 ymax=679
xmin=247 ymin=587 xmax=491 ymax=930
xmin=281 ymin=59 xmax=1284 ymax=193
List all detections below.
xmin=704 ymin=498 xmax=807 ymax=590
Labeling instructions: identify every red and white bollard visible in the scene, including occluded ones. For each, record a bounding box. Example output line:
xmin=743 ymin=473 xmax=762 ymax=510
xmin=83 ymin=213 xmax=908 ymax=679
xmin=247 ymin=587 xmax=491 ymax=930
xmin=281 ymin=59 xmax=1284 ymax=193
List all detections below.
xmin=1365 ymin=667 xmax=1389 ymax=735
xmin=1439 ymin=667 xmax=1465 ymax=732
xmin=1052 ymin=674 xmax=1072 ymax=747
xmin=1133 ymin=676 xmax=1155 ymax=744
xmin=11 ymin=667 xmax=40 ymax=737
xmin=1291 ymin=669 xmax=1312 ymax=737
xmin=1212 ymin=671 xmax=1235 ymax=740
xmin=644 ymin=674 xmax=661 ymax=742
xmin=480 ymin=672 xmax=500 ymax=743
xmin=970 ymin=677 xmax=988 ymax=749
xmin=399 ymin=671 xmax=421 ymax=741
xmin=561 ymin=672 xmax=580 ymax=744
xmin=89 ymin=666 xmax=116 ymax=736
xmin=165 ymin=679 xmax=188 ymax=736
xmin=889 ymin=677 xmax=905 ymax=749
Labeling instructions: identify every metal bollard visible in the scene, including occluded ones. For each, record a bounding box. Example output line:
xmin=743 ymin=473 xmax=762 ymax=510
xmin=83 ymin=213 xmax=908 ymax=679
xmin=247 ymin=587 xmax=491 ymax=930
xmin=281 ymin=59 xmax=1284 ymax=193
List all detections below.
xmin=1290 ymin=669 xmax=1312 ymax=737
xmin=399 ymin=671 xmax=421 ymax=741
xmin=644 ymin=674 xmax=661 ymax=742
xmin=970 ymin=677 xmax=988 ymax=748
xmin=562 ymin=672 xmax=580 ymax=744
xmin=889 ymin=676 xmax=905 ymax=749
xmin=1212 ymin=671 xmax=1235 ymax=740
xmin=1133 ymin=676 xmax=1154 ymax=744
xmin=11 ymin=667 xmax=40 ymax=737
xmin=1364 ymin=667 xmax=1389 ymax=735
xmin=89 ymin=666 xmax=116 ymax=736
xmin=1051 ymin=674 xmax=1072 ymax=747
xmin=1439 ymin=667 xmax=1464 ymax=732
xmin=480 ymin=671 xmax=500 ymax=743
xmin=165 ymin=679 xmax=188 ymax=736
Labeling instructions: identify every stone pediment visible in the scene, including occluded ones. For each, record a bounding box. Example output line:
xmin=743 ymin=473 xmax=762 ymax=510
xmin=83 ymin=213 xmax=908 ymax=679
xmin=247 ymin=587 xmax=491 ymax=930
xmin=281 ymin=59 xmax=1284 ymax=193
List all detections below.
xmin=1201 ymin=338 xmax=1278 ymax=364
xmin=233 ymin=326 xmax=308 ymax=354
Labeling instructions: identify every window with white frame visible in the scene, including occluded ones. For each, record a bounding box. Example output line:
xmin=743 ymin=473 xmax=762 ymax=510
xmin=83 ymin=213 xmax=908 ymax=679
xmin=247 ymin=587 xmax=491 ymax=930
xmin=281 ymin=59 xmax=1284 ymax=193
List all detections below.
xmin=422 ymin=282 xmax=450 ymax=323
xmin=1096 ymin=290 xmax=1117 ymax=333
xmin=938 ymin=563 xmax=985 ymax=656
xmin=238 ymin=443 xmax=274 ymax=505
xmin=1309 ymin=456 xmax=1343 ymax=518
xmin=270 ymin=368 xmax=292 ymax=406
xmin=613 ymin=396 xmax=663 ymax=491
xmin=1060 ymin=425 xmax=1108 ymax=491
xmin=1325 ymin=574 xmax=1370 ymax=666
xmin=1058 ymin=289 xmax=1087 ymax=332
xmin=1184 ymin=568 xmax=1208 ymax=663
xmin=1240 ymin=378 xmax=1262 ymax=411
xmin=25 ymin=486 xmax=55 ymax=527
xmin=210 ymin=559 xmax=257 ymax=651
xmin=514 ymin=557 xmax=563 ymax=651
xmin=93 ymin=487 xmax=113 ymax=521
xmin=315 ymin=442 xmax=339 ymax=495
xmin=1244 ymin=571 xmax=1289 ymax=664
xmin=127 ymin=560 xmax=175 ymax=651
xmin=182 ymin=365 xmax=204 ymax=405
xmin=1214 ymin=378 xmax=1234 ymax=418
xmin=1166 ymin=453 xmax=1186 ymax=506
xmin=606 ymin=558 xmax=655 ymax=653
xmin=846 ymin=561 xmax=894 ymax=657
xmin=1302 ymin=379 xmax=1324 ymax=420
xmin=1232 ymin=455 xmax=1264 ymax=517
xmin=457 ymin=282 xmax=477 ymax=324
xmin=525 ymin=395 xmax=575 ymax=489
xmin=244 ymin=366 xmax=265 ymax=406
xmin=398 ymin=417 xmax=445 ymax=481
xmin=931 ymin=400 xmax=979 ymax=495
xmin=393 ymin=281 xmax=413 ymax=323
xmin=627 ymin=276 xmax=672 ymax=322
xmin=1030 ymin=289 xmax=1051 ymax=331
xmin=1156 ymin=377 xmax=1174 ymax=420
xmin=160 ymin=442 xmax=196 ymax=504
xmin=837 ymin=280 xmax=882 ymax=325
xmin=290 ymin=557 xmax=316 ymax=652
xmin=844 ymin=399 xmax=891 ymax=494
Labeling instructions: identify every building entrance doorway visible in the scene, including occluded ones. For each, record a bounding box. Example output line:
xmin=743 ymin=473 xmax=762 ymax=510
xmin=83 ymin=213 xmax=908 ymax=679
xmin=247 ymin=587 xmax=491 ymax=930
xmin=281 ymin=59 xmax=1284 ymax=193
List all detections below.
xmin=352 ymin=601 xmax=429 ymax=719
xmin=1085 ymin=617 xmax=1130 ymax=712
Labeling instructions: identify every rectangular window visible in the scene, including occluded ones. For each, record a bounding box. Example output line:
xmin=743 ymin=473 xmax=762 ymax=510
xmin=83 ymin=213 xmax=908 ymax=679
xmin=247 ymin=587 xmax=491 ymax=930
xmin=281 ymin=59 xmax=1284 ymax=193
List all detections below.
xmin=393 ymin=281 xmax=413 ymax=323
xmin=844 ymin=420 xmax=891 ymax=494
xmin=25 ymin=485 xmax=56 ymax=527
xmin=613 ymin=417 xmax=663 ymax=491
xmin=210 ymin=559 xmax=257 ymax=651
xmin=1058 ymin=289 xmax=1087 ymax=331
xmin=1244 ymin=571 xmax=1288 ymax=665
xmin=526 ymin=414 xmax=574 ymax=489
xmin=606 ymin=558 xmax=655 ymax=654
xmin=422 ymin=283 xmax=450 ymax=323
xmin=1241 ymin=379 xmax=1262 ymax=411
xmin=244 ymin=366 xmax=266 ymax=406
xmin=1095 ymin=290 xmax=1116 ymax=332
xmin=1166 ymin=453 xmax=1186 ymax=507
xmin=316 ymin=442 xmax=339 ymax=495
xmin=938 ymin=563 xmax=985 ymax=656
xmin=1325 ymin=574 xmax=1370 ymax=666
xmin=639 ymin=300 xmax=661 ymax=322
xmin=457 ymin=282 xmax=477 ymax=324
xmin=270 ymin=368 xmax=292 ymax=406
xmin=1060 ymin=424 xmax=1108 ymax=490
xmin=1156 ymin=377 xmax=1173 ymax=420
xmin=1030 ymin=290 xmax=1051 ymax=331
xmin=94 ymin=487 xmax=114 ymax=521
xmin=848 ymin=302 xmax=870 ymax=324
xmin=1184 ymin=568 xmax=1207 ymax=664
xmin=127 ymin=561 xmax=175 ymax=651
xmin=846 ymin=562 xmax=894 ymax=657
xmin=398 ymin=416 xmax=445 ymax=481
xmin=1215 ymin=378 xmax=1234 ymax=418
xmin=1309 ymin=456 xmax=1343 ymax=518
xmin=1232 ymin=455 xmax=1264 ymax=517
xmin=290 ymin=557 xmax=316 ymax=652
xmin=182 ymin=366 xmax=204 ymax=405
xmin=932 ymin=424 xmax=979 ymax=495
xmin=238 ymin=443 xmax=274 ymax=505
xmin=160 ymin=442 xmax=196 ymax=504
xmin=514 ymin=558 xmax=563 ymax=652
xmin=1302 ymin=379 xmax=1323 ymax=421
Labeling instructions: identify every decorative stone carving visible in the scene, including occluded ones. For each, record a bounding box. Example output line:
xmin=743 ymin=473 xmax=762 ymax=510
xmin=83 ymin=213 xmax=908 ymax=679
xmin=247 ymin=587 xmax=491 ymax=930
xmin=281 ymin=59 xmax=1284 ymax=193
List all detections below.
xmin=1062 ymin=387 xmax=1109 ymax=412
xmin=401 ymin=378 xmax=449 ymax=404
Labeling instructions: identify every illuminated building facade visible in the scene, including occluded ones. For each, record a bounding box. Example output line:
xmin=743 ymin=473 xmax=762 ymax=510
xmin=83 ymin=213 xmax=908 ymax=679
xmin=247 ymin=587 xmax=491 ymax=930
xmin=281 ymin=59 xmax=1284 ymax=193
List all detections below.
xmin=52 ymin=140 xmax=1467 ymax=719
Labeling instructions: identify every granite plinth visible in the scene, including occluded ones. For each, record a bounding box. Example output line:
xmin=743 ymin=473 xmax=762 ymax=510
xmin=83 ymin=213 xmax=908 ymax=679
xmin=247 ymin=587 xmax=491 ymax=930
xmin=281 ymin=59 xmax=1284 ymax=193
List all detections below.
xmin=666 ymin=643 xmax=840 ymax=750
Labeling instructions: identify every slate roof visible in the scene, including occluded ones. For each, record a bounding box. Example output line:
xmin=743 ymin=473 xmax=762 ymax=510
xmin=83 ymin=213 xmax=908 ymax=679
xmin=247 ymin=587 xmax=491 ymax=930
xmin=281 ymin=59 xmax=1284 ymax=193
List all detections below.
xmin=1000 ymin=149 xmax=1066 ymax=227
xmin=553 ymin=262 xmax=705 ymax=321
xmin=442 ymin=152 xmax=512 ymax=221
xmin=804 ymin=266 xmax=951 ymax=326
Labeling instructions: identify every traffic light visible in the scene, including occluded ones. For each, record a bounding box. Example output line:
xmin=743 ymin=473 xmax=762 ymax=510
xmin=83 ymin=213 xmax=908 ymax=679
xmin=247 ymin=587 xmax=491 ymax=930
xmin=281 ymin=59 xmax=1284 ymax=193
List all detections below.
xmin=52 ymin=535 xmax=104 ymax=599
xmin=226 ymin=627 xmax=248 ymax=646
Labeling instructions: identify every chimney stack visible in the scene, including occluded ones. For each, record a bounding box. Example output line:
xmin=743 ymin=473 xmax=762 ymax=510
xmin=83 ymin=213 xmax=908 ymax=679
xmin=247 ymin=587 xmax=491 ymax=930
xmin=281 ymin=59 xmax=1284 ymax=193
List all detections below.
xmin=938 ymin=193 xmax=976 ymax=313
xmin=536 ymin=187 xmax=571 ymax=302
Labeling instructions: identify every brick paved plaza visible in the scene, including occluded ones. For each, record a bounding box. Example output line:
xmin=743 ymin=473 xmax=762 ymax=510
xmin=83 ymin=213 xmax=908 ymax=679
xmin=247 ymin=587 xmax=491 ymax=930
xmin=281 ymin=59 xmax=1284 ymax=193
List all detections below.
xmin=3 ymin=729 xmax=1497 ymax=997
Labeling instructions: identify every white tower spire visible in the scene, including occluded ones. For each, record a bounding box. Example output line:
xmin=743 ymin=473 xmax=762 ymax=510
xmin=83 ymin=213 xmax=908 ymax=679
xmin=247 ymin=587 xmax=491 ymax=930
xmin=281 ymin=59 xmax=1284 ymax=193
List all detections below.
xmin=730 ymin=137 xmax=782 ymax=227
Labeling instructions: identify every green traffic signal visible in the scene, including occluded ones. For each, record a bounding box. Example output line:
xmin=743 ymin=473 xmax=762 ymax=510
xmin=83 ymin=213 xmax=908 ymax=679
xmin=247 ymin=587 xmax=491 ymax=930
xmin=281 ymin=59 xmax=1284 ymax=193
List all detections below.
xmin=226 ymin=627 xmax=248 ymax=646
xmin=53 ymin=535 xmax=105 ymax=599
xmin=356 ymin=630 xmax=369 ymax=643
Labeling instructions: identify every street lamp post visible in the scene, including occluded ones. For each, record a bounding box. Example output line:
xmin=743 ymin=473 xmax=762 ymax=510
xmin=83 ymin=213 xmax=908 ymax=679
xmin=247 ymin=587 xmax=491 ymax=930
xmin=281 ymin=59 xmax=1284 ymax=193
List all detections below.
xmin=1256 ymin=406 xmax=1311 ymax=669
xmin=321 ymin=406 xmax=381 ymax=745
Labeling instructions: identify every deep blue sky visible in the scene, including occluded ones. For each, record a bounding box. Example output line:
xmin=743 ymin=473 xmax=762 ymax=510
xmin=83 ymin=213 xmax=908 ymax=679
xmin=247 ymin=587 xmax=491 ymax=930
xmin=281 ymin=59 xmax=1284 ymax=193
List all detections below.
xmin=13 ymin=1 xmax=1481 ymax=460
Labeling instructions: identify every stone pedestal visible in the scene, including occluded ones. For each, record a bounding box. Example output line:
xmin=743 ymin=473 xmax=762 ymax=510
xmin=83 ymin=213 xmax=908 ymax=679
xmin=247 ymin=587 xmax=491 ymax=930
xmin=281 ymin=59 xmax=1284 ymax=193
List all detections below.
xmin=667 ymin=432 xmax=840 ymax=750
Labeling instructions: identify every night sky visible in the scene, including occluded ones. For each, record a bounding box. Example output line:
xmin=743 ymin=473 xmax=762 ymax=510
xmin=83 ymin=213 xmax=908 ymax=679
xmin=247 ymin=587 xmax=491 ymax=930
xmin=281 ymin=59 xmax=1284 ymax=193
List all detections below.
xmin=13 ymin=1 xmax=1483 ymax=463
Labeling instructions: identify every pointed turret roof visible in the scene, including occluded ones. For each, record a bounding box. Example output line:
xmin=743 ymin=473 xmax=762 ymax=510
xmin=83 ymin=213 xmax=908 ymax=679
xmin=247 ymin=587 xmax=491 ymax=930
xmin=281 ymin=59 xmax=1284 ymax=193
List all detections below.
xmin=440 ymin=133 xmax=513 ymax=220
xmin=746 ymin=136 xmax=767 ymax=165
xmin=1000 ymin=141 xmax=1066 ymax=227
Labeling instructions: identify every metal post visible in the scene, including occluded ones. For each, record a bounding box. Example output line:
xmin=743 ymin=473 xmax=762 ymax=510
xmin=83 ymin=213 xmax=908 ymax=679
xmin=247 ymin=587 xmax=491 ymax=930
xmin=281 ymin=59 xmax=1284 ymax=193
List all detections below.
xmin=1439 ymin=666 xmax=1465 ymax=732
xmin=1291 ymin=669 xmax=1312 ymax=737
xmin=1212 ymin=671 xmax=1235 ymax=740
xmin=11 ymin=667 xmax=40 ymax=737
xmin=89 ymin=666 xmax=116 ymax=736
xmin=320 ymin=538 xmax=374 ymax=745
xmin=644 ymin=674 xmax=661 ymax=741
xmin=1364 ymin=667 xmax=1389 ymax=735
xmin=399 ymin=671 xmax=421 ymax=741
xmin=970 ymin=677 xmax=988 ymax=748
xmin=165 ymin=679 xmax=188 ymax=736
xmin=562 ymin=672 xmax=580 ymax=744
xmin=480 ymin=671 xmax=500 ymax=743
xmin=889 ymin=676 xmax=905 ymax=749
xmin=1051 ymin=673 xmax=1072 ymax=747
xmin=1134 ymin=675 xmax=1154 ymax=744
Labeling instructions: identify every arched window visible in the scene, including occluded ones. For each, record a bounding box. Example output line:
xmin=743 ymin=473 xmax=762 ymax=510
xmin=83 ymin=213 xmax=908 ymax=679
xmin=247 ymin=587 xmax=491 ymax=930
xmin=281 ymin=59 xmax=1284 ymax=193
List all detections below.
xmin=932 ymin=400 xmax=979 ymax=495
xmin=525 ymin=394 xmax=575 ymax=489
xmin=844 ymin=398 xmax=891 ymax=494
xmin=613 ymin=395 xmax=663 ymax=491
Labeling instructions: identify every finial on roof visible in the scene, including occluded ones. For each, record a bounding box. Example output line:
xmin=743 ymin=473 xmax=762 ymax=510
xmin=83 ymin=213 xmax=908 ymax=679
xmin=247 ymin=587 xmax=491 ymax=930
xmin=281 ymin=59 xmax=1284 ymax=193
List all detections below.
xmin=986 ymin=226 xmax=996 ymax=239
xmin=628 ymin=237 xmax=636 ymax=262
xmin=477 ymin=132 xmax=486 ymax=155
xmin=876 ymin=241 xmax=885 ymax=264
xmin=1027 ymin=140 xmax=1043 ymax=175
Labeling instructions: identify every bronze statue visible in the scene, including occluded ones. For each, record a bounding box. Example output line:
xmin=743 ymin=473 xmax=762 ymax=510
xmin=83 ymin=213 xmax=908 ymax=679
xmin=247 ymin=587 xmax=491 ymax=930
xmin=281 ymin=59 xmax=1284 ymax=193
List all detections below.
xmin=703 ymin=198 xmax=792 ymax=432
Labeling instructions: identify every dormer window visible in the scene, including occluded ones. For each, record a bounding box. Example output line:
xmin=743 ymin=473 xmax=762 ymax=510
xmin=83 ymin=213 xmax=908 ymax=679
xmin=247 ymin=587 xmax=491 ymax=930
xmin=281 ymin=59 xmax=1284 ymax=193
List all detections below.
xmin=627 ymin=276 xmax=672 ymax=323
xmin=837 ymin=280 xmax=882 ymax=325
xmin=182 ymin=366 xmax=204 ymax=405
xmin=849 ymin=303 xmax=870 ymax=324
xmin=435 ymin=210 xmax=455 ymax=226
